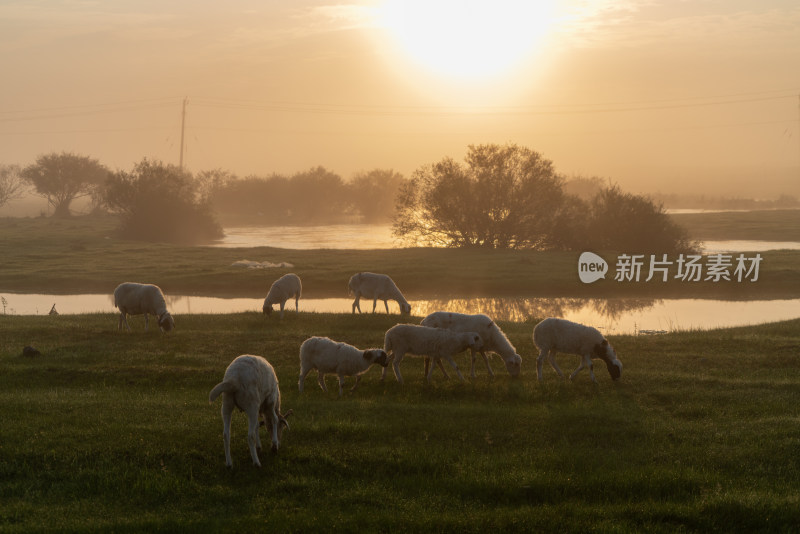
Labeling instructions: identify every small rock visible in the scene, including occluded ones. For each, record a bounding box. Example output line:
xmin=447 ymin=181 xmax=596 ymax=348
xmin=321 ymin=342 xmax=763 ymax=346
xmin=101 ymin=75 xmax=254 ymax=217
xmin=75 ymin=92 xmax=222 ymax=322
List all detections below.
xmin=22 ymin=346 xmax=41 ymax=357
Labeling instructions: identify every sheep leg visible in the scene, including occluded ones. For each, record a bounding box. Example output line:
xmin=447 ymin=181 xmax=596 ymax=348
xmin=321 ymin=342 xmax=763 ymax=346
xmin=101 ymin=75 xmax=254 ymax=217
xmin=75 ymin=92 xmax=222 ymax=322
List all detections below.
xmin=279 ymin=301 xmax=286 ymax=320
xmin=536 ymin=349 xmax=548 ymax=381
xmin=352 ymin=295 xmax=361 ymax=314
xmin=435 ymin=358 xmax=451 ymax=379
xmin=424 ymin=357 xmax=450 ymax=380
xmin=570 ymin=355 xmax=596 ymax=382
xmin=441 ymin=355 xmax=466 ymax=382
xmin=246 ymin=408 xmax=262 ymax=467
xmin=221 ymin=396 xmax=236 ymax=468
xmin=118 ymin=312 xmax=132 ymax=331
xmin=144 ymin=313 xmax=149 ymax=331
xmin=383 ymin=299 xmax=389 ymax=313
xmin=372 ymin=299 xmax=378 ymax=313
xmin=479 ymin=350 xmax=495 ymax=378
xmin=391 ymin=351 xmax=406 ymax=384
xmin=425 ymin=357 xmax=437 ymax=383
xmin=546 ymin=349 xmax=565 ymax=379
xmin=317 ymin=371 xmax=329 ymax=393
xmin=269 ymin=411 xmax=281 ymax=452
xmin=298 ymin=365 xmax=311 ymax=392
xmin=350 ymin=374 xmax=361 ymax=392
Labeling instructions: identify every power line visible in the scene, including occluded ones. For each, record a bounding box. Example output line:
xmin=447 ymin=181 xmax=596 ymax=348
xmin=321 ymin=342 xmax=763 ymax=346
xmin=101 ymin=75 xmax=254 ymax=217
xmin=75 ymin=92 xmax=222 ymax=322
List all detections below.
xmin=1 ymin=88 xmax=796 ymax=124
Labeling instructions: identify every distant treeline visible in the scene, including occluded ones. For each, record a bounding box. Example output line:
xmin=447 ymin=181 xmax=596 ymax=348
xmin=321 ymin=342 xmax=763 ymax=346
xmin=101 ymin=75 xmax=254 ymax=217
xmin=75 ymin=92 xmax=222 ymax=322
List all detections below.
xmin=651 ymin=193 xmax=799 ymax=211
xmin=207 ymin=167 xmax=405 ymax=225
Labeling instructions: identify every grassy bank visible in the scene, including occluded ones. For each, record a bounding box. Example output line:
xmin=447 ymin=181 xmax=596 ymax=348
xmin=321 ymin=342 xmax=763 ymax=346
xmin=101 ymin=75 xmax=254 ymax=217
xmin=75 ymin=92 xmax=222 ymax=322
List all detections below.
xmin=2 ymin=215 xmax=799 ymax=299
xmin=669 ymin=208 xmax=800 ymax=241
xmin=1 ymin=312 xmax=799 ymax=532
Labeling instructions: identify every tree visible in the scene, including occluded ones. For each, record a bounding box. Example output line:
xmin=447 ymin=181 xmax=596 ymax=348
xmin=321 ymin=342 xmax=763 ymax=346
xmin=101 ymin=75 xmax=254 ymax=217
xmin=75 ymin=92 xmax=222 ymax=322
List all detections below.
xmin=0 ymin=164 xmax=27 ymax=208
xmin=587 ymin=185 xmax=698 ymax=253
xmin=348 ymin=169 xmax=406 ymax=223
xmin=288 ymin=166 xmax=350 ymax=223
xmin=21 ymin=152 xmax=108 ymax=217
xmin=104 ymin=158 xmax=223 ymax=244
xmin=393 ymin=144 xmax=579 ymax=249
xmin=195 ymin=168 xmax=237 ymax=203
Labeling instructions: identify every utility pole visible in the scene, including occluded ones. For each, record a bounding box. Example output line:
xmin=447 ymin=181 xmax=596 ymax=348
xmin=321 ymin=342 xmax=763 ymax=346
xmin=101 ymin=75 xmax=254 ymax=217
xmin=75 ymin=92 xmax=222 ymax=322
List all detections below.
xmin=179 ymin=97 xmax=188 ymax=170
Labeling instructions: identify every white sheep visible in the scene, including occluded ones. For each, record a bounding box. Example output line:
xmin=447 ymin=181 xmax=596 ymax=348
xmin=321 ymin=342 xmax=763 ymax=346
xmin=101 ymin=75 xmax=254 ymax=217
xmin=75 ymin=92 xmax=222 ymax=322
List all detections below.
xmin=382 ymin=324 xmax=483 ymax=384
xmin=113 ymin=282 xmax=174 ymax=332
xmin=421 ymin=312 xmax=522 ymax=378
xmin=298 ymin=336 xmax=389 ymax=396
xmin=262 ymin=273 xmax=302 ymax=319
xmin=533 ymin=317 xmax=623 ymax=383
xmin=208 ymin=354 xmax=293 ymax=467
xmin=348 ymin=272 xmax=411 ymax=314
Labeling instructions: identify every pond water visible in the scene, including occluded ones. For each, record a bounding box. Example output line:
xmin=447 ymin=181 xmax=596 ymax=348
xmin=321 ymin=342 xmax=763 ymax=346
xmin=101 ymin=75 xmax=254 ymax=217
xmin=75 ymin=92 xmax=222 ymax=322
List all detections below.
xmin=2 ymin=292 xmax=798 ymax=336
xmin=211 ymin=224 xmax=800 ymax=253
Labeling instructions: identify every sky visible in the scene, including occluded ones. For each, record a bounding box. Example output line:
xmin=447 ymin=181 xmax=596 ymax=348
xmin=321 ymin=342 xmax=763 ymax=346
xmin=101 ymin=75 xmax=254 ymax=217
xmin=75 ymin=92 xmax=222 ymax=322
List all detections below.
xmin=1 ymin=0 xmax=799 ymax=197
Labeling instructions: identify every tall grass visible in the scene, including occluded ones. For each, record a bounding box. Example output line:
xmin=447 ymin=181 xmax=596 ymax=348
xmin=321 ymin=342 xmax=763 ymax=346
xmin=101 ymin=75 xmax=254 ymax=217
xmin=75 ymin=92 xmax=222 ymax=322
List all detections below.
xmin=1 ymin=312 xmax=799 ymax=532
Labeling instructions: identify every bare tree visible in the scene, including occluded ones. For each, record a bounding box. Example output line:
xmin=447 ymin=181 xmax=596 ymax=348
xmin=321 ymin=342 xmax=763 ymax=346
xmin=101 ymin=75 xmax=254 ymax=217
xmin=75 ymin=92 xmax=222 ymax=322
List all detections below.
xmin=0 ymin=164 xmax=27 ymax=208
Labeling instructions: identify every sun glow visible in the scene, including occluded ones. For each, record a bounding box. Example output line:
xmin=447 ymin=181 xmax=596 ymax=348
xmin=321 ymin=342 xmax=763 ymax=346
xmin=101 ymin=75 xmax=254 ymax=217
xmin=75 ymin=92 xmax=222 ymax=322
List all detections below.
xmin=376 ymin=0 xmax=557 ymax=80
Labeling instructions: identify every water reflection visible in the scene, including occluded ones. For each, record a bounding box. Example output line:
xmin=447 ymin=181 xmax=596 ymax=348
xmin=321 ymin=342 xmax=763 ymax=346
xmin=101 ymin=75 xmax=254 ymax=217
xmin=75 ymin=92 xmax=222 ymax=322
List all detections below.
xmin=409 ymin=297 xmax=657 ymax=324
xmin=212 ymin=224 xmax=398 ymax=249
xmin=2 ymin=292 xmax=798 ymax=335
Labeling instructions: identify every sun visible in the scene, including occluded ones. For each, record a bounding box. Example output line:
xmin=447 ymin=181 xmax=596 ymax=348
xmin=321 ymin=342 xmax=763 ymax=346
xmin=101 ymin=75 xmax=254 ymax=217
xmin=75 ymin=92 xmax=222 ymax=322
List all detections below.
xmin=376 ymin=0 xmax=557 ymax=80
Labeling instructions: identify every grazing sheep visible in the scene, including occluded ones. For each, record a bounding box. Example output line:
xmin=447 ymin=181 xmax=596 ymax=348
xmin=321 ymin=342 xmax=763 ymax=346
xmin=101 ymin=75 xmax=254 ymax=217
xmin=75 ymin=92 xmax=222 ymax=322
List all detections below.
xmin=262 ymin=273 xmax=302 ymax=319
xmin=298 ymin=336 xmax=389 ymax=396
xmin=113 ymin=282 xmax=174 ymax=332
xmin=208 ymin=354 xmax=293 ymax=467
xmin=421 ymin=312 xmax=522 ymax=378
xmin=382 ymin=324 xmax=483 ymax=384
xmin=348 ymin=272 xmax=411 ymax=314
xmin=533 ymin=317 xmax=622 ymax=383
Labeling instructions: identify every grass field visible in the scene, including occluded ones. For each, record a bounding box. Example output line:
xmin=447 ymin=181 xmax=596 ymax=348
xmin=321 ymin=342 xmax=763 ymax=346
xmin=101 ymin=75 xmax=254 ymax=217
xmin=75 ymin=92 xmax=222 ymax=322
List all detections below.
xmin=1 ymin=312 xmax=799 ymax=532
xmin=669 ymin=209 xmax=800 ymax=242
xmin=2 ymin=215 xmax=799 ymax=299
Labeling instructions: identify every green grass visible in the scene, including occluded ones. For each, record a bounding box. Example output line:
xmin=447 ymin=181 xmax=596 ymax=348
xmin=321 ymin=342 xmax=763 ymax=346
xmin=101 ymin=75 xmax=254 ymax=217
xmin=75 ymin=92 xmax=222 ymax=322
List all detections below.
xmin=2 ymin=215 xmax=800 ymax=299
xmin=670 ymin=209 xmax=800 ymax=242
xmin=1 ymin=313 xmax=799 ymax=532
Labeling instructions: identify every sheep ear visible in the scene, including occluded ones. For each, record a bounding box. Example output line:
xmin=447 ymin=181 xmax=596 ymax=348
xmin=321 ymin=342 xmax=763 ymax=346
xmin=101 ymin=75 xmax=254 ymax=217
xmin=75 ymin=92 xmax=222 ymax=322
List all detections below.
xmin=601 ymin=339 xmax=608 ymax=347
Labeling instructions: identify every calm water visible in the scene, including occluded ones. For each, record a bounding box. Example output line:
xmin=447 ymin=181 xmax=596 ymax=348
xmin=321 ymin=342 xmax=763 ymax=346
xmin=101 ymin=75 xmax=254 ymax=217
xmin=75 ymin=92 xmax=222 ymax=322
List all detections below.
xmin=212 ymin=224 xmax=800 ymax=253
xmin=2 ymin=292 xmax=798 ymax=335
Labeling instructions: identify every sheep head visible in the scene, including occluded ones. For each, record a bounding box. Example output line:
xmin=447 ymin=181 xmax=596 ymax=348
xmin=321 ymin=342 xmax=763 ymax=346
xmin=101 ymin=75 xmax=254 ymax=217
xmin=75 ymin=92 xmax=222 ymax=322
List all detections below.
xmin=270 ymin=409 xmax=294 ymax=453
xmin=158 ymin=312 xmax=175 ymax=332
xmin=364 ymin=349 xmax=390 ymax=367
xmin=504 ymin=354 xmax=522 ymax=377
xmin=594 ymin=339 xmax=622 ymax=380
xmin=262 ymin=304 xmax=273 ymax=316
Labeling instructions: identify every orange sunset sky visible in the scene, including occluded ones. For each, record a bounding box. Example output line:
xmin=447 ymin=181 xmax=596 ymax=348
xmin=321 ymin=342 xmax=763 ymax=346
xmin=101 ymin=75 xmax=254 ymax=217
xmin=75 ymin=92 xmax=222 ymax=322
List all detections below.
xmin=1 ymin=0 xmax=799 ymax=196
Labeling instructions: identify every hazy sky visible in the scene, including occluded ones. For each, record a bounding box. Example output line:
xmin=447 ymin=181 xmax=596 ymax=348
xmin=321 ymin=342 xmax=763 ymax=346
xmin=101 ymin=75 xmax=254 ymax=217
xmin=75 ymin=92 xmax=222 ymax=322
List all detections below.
xmin=1 ymin=0 xmax=799 ymax=196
